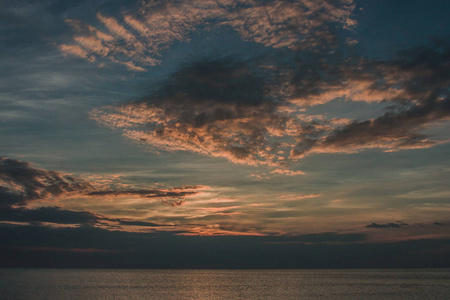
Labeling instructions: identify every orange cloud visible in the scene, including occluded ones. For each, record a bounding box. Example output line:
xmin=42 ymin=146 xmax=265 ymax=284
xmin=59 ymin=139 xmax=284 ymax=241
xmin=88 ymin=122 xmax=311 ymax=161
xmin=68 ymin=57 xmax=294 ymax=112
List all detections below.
xmin=59 ymin=44 xmax=94 ymax=62
xmin=92 ymin=43 xmax=450 ymax=170
xmin=0 ymin=157 xmax=209 ymax=229
xmin=59 ymin=0 xmax=356 ymax=70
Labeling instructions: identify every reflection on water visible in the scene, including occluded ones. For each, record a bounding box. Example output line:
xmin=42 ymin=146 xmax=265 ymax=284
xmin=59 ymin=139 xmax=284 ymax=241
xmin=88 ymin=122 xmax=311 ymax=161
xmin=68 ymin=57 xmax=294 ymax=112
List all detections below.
xmin=0 ymin=269 xmax=449 ymax=299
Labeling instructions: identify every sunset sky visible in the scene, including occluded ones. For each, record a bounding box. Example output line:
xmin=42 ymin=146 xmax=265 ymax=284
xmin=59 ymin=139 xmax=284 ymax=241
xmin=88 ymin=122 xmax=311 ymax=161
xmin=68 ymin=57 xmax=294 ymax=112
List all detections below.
xmin=1 ymin=0 xmax=450 ymax=268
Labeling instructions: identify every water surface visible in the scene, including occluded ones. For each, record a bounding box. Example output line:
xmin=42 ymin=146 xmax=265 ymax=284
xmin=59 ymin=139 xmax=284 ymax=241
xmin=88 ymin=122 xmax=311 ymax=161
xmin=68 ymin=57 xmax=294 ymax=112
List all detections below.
xmin=1 ymin=269 xmax=449 ymax=299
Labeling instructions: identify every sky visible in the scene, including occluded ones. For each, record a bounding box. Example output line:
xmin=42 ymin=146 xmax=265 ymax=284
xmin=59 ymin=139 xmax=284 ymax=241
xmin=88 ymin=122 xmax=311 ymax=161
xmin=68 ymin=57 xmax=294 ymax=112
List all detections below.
xmin=1 ymin=0 xmax=450 ymax=268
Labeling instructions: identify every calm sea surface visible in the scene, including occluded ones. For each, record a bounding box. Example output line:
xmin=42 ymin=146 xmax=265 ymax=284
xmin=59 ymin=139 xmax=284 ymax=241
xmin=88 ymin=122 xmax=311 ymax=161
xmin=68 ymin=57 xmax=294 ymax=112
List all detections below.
xmin=0 ymin=269 xmax=449 ymax=299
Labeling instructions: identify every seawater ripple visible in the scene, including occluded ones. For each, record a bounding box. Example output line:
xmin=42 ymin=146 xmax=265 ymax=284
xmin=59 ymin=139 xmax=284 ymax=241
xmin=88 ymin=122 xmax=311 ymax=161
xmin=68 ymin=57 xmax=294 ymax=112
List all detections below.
xmin=0 ymin=269 xmax=449 ymax=300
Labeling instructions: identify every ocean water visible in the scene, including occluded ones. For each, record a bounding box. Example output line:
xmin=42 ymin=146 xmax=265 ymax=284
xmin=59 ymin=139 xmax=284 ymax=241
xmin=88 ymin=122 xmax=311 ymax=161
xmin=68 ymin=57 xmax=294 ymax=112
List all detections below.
xmin=0 ymin=269 xmax=449 ymax=299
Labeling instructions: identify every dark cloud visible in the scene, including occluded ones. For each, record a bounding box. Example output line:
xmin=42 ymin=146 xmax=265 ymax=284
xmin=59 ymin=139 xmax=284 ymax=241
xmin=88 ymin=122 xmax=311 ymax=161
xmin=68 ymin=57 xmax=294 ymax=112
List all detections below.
xmin=93 ymin=41 xmax=450 ymax=168
xmin=0 ymin=157 xmax=92 ymax=208
xmin=0 ymin=206 xmax=101 ymax=225
xmin=87 ymin=189 xmax=197 ymax=198
xmin=366 ymin=222 xmax=408 ymax=229
xmin=91 ymin=57 xmax=306 ymax=168
xmin=267 ymin=232 xmax=366 ymax=244
xmin=162 ymin=199 xmax=185 ymax=207
xmin=291 ymin=42 xmax=450 ymax=158
xmin=434 ymin=222 xmax=444 ymax=226
xmin=153 ymin=57 xmax=269 ymax=106
xmin=118 ymin=220 xmax=167 ymax=227
xmin=0 ymin=158 xmax=105 ymax=225
xmin=0 ymin=205 xmax=172 ymax=228
xmin=0 ymin=157 xmax=203 ymax=226
xmin=0 ymin=157 xmax=202 ymax=203
xmin=1 ymin=223 xmax=449 ymax=268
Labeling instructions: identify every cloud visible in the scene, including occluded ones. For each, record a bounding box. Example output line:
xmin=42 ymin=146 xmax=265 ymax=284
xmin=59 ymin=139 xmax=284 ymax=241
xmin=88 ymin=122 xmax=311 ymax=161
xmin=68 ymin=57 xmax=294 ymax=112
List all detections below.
xmin=290 ymin=43 xmax=450 ymax=158
xmin=91 ymin=57 xmax=312 ymax=169
xmin=366 ymin=222 xmax=409 ymax=229
xmin=0 ymin=157 xmax=206 ymax=227
xmin=162 ymin=199 xmax=185 ymax=207
xmin=60 ymin=3 xmax=448 ymax=171
xmin=0 ymin=204 xmax=174 ymax=228
xmin=0 ymin=206 xmax=101 ymax=225
xmin=59 ymin=0 xmax=356 ymax=69
xmin=1 ymin=222 xmax=449 ymax=268
xmin=287 ymin=56 xmax=402 ymax=106
xmin=218 ymin=0 xmax=356 ymax=49
xmin=0 ymin=157 xmax=204 ymax=204
xmin=60 ymin=17 xmax=158 ymax=70
xmin=58 ymin=44 xmax=94 ymax=62
xmin=266 ymin=231 xmax=366 ymax=244
xmin=279 ymin=193 xmax=321 ymax=201
xmin=117 ymin=220 xmax=168 ymax=227
xmin=86 ymin=189 xmax=198 ymax=198
xmin=92 ymin=42 xmax=450 ymax=170
xmin=0 ymin=157 xmax=93 ymax=208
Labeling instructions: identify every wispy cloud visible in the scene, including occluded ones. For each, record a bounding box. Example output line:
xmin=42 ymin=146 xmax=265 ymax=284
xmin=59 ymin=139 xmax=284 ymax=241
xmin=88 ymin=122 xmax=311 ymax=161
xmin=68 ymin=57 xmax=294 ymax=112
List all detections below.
xmin=58 ymin=44 xmax=94 ymax=62
xmin=0 ymin=157 xmax=206 ymax=228
xmin=0 ymin=157 xmax=93 ymax=208
xmin=59 ymin=0 xmax=356 ymax=69
xmin=279 ymin=193 xmax=321 ymax=201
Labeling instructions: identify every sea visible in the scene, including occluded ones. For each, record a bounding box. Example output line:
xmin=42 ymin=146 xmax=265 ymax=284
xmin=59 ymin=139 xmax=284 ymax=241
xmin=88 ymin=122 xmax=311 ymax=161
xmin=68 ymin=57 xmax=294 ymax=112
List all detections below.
xmin=0 ymin=269 xmax=449 ymax=299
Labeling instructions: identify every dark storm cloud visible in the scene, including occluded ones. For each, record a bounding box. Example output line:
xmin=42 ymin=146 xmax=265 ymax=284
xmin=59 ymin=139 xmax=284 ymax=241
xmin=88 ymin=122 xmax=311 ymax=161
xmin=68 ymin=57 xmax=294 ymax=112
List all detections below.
xmin=434 ymin=222 xmax=445 ymax=226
